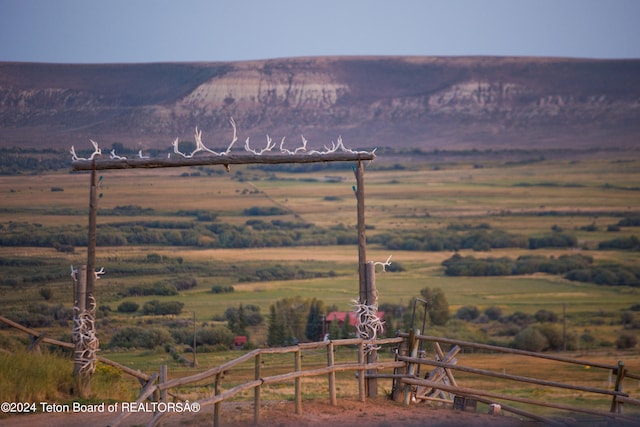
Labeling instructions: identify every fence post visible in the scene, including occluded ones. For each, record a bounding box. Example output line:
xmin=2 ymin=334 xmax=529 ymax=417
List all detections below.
xmin=610 ymin=360 xmax=626 ymax=414
xmin=73 ymin=265 xmax=90 ymax=398
xmin=28 ymin=332 xmax=46 ymax=353
xmin=358 ymin=341 xmax=365 ymax=402
xmin=254 ymin=353 xmax=261 ymax=424
xmin=403 ymin=329 xmax=418 ymax=406
xmin=214 ymin=372 xmax=221 ymax=427
xmin=159 ymin=365 xmax=167 ymax=403
xmin=295 ymin=349 xmax=302 ymax=415
xmin=327 ymin=341 xmax=337 ymax=405
xmin=392 ymin=334 xmax=408 ymax=402
xmin=365 ymin=262 xmax=378 ymax=397
xmin=355 ymin=160 xmax=367 ymax=306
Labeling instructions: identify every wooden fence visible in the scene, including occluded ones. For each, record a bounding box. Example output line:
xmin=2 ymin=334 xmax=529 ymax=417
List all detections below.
xmin=0 ymin=315 xmax=150 ymax=383
xmin=107 ymin=337 xmax=404 ymax=427
xmin=394 ymin=331 xmax=640 ymax=425
xmin=2 ymin=315 xmax=639 ymax=426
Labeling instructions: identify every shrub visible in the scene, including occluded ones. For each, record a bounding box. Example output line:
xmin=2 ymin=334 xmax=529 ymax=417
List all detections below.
xmin=484 ymin=306 xmax=503 ymax=321
xmin=618 ymin=216 xmax=640 ymax=227
xmin=385 ymin=262 xmax=406 ymax=273
xmin=146 ymin=253 xmax=162 ymax=263
xmin=621 ymin=311 xmax=635 ymax=327
xmin=455 ymin=305 xmax=480 ymax=321
xmin=142 ymin=300 xmax=184 ymax=315
xmin=117 ymin=301 xmax=139 ymax=313
xmin=54 ymin=243 xmax=75 ymax=253
xmin=615 ymin=332 xmax=637 ymax=350
xmin=503 ymin=311 xmax=533 ymax=327
xmin=174 ymin=278 xmax=197 ymax=291
xmin=196 ymin=326 xmax=234 ymax=348
xmin=513 ymin=326 xmax=549 ymax=352
xmin=528 ymin=233 xmax=577 ymax=249
xmin=211 ymin=285 xmax=234 ymax=294
xmin=109 ymin=327 xmax=173 ymax=349
xmin=598 ymin=235 xmax=640 ymax=251
xmin=243 ymin=206 xmax=288 ymax=216
xmin=39 ymin=287 xmax=53 ymax=301
xmin=126 ymin=283 xmax=178 ymax=296
xmin=534 ymin=309 xmax=558 ymax=323
xmin=536 ymin=324 xmax=564 ymax=350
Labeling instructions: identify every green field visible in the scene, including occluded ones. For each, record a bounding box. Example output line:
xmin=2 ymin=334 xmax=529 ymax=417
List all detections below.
xmin=1 ymin=149 xmax=639 ymax=417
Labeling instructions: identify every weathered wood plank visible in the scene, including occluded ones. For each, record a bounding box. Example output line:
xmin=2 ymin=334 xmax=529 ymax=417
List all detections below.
xmin=72 ymin=152 xmax=375 ymax=171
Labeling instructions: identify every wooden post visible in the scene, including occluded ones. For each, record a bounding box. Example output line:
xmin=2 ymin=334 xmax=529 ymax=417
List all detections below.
xmin=75 ymin=265 xmax=87 ymax=312
xmin=72 ymin=162 xmax=99 ymax=398
xmin=392 ymin=335 xmax=409 ymax=402
xmin=294 ymin=349 xmax=302 ymax=415
xmin=327 ymin=341 xmax=337 ymax=405
xmin=214 ymin=372 xmax=221 ymax=427
xmin=159 ymin=365 xmax=167 ymax=403
xmin=358 ymin=341 xmax=365 ymax=402
xmin=254 ymin=353 xmax=261 ymax=424
xmin=403 ymin=329 xmax=418 ymax=406
xmin=192 ymin=311 xmax=198 ymax=367
xmin=562 ymin=304 xmax=567 ymax=352
xmin=610 ymin=360 xmax=626 ymax=414
xmin=365 ymin=262 xmax=378 ymax=398
xmin=73 ymin=265 xmax=90 ymax=398
xmin=28 ymin=332 xmax=46 ymax=353
xmin=86 ymin=163 xmax=98 ymax=302
xmin=355 ymin=161 xmax=367 ymax=303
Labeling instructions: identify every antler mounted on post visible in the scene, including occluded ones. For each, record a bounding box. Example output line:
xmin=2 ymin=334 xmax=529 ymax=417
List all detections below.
xmin=70 ymin=139 xmax=102 ymax=161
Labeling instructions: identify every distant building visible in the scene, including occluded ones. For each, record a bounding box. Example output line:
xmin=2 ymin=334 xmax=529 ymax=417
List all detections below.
xmin=233 ymin=335 xmax=247 ymax=350
xmin=324 ymin=311 xmax=385 ymax=330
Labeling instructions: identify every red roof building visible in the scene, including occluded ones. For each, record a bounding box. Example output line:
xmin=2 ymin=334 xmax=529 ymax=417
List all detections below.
xmin=325 ymin=311 xmax=385 ymax=328
xmin=233 ymin=335 xmax=247 ymax=349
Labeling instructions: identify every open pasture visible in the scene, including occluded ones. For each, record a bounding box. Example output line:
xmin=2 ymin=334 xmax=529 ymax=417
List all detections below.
xmin=1 ymin=150 xmax=640 ymax=422
xmin=1 ymin=151 xmax=639 ymax=319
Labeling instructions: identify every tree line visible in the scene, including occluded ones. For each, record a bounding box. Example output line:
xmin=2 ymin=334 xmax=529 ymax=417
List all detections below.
xmin=442 ymin=253 xmax=640 ymax=286
xmin=4 ymin=219 xmax=637 ymax=253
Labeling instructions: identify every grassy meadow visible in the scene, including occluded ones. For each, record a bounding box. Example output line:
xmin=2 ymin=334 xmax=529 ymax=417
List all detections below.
xmin=1 ymin=147 xmax=639 ymax=418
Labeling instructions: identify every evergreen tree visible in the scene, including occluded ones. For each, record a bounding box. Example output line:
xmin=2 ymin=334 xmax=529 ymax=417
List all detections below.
xmin=275 ymin=296 xmax=310 ymax=341
xmin=267 ymin=305 xmax=286 ymax=347
xmin=384 ymin=317 xmax=396 ymax=338
xmin=225 ymin=304 xmax=248 ymax=335
xmin=340 ymin=313 xmax=353 ymax=338
xmin=329 ymin=318 xmax=341 ymax=340
xmin=238 ymin=304 xmax=248 ymax=334
xmin=305 ymin=298 xmax=325 ymax=341
xmin=267 ymin=297 xmax=311 ymax=346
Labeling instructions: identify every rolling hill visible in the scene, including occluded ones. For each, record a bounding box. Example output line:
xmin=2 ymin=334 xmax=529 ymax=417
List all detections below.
xmin=1 ymin=56 xmax=639 ymax=152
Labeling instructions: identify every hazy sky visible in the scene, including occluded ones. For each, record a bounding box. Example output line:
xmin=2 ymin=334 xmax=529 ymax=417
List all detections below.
xmin=1 ymin=0 xmax=639 ymax=63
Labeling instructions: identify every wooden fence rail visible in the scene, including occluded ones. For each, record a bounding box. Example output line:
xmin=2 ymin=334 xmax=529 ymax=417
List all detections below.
xmin=0 ymin=314 xmax=150 ymax=382
xmin=399 ymin=332 xmax=640 ymax=379
xmin=109 ymin=337 xmax=404 ymax=427
xmin=396 ymin=331 xmax=639 ymax=424
xmin=2 ymin=315 xmax=639 ymax=426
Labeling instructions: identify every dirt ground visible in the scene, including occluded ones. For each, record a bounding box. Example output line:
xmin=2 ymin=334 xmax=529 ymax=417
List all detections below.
xmin=0 ymin=397 xmax=540 ymax=427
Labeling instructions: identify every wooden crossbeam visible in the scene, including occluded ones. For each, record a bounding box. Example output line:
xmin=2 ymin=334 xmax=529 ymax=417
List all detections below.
xmin=72 ymin=152 xmax=375 ymax=171
xmin=415 ymin=344 xmax=460 ymax=402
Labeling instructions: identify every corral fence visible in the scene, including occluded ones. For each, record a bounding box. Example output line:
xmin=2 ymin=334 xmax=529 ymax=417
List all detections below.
xmin=392 ymin=331 xmax=640 ymax=426
xmin=2 ymin=315 xmax=640 ymax=426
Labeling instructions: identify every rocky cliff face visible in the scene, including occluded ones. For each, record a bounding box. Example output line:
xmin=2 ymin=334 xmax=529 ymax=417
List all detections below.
xmin=0 ymin=56 xmax=639 ymax=151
